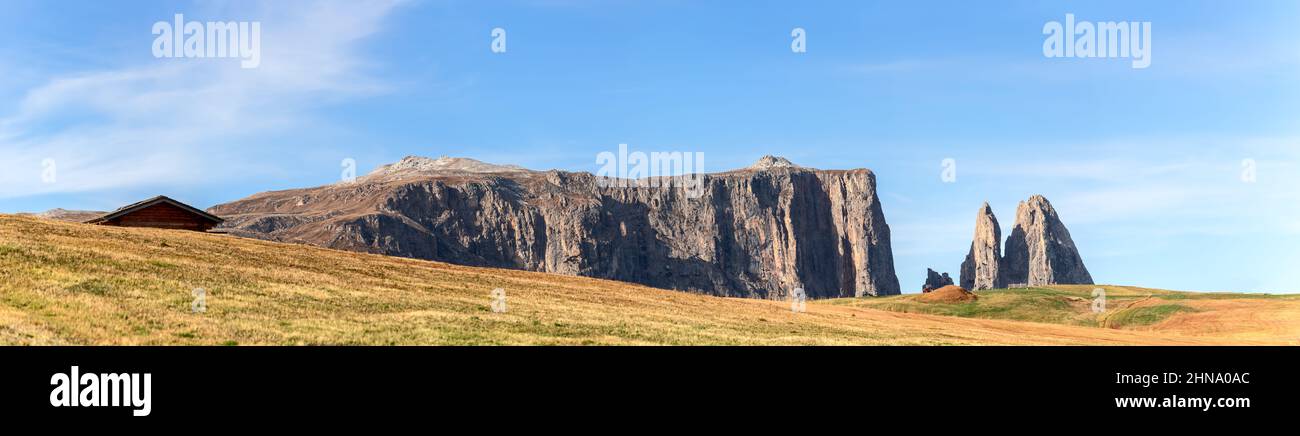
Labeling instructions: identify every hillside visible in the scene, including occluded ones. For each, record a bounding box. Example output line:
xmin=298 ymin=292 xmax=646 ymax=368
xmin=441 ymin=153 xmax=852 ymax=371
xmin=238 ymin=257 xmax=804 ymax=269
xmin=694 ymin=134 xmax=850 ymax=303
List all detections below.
xmin=827 ymin=285 xmax=1300 ymax=343
xmin=1 ymin=215 xmax=1296 ymax=345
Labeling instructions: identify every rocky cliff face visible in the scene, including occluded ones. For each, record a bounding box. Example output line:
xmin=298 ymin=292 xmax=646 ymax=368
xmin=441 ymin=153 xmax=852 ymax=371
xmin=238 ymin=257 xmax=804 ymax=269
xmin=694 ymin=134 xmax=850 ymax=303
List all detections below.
xmin=209 ymin=156 xmax=901 ymax=299
xmin=959 ymin=202 xmax=1003 ymax=290
xmin=1001 ymin=195 xmax=1093 ymax=286
xmin=923 ymin=268 xmax=954 ymax=292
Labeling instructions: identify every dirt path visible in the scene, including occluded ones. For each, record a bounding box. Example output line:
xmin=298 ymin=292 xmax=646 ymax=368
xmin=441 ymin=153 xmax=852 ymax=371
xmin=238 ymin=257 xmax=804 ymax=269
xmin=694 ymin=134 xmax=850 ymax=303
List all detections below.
xmin=1098 ymin=293 xmax=1154 ymax=328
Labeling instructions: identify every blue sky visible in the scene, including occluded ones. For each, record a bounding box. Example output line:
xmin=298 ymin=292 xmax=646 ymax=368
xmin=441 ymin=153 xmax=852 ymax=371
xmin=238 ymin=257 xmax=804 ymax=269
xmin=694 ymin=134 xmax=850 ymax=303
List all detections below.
xmin=1 ymin=0 xmax=1297 ymax=293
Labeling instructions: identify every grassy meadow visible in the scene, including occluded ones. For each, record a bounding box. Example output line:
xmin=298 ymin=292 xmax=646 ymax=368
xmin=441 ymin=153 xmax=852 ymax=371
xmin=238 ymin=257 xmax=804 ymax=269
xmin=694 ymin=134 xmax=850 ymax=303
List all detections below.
xmin=2 ymin=215 xmax=1296 ymax=345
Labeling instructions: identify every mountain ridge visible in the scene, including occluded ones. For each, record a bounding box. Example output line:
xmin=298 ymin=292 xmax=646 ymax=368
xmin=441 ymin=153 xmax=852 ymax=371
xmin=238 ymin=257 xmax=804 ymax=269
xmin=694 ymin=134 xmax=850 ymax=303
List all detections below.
xmin=210 ymin=155 xmax=902 ymax=299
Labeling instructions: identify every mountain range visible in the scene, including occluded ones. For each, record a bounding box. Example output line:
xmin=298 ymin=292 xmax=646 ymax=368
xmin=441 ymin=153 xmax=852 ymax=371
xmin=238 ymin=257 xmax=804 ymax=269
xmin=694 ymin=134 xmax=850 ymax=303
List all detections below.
xmin=208 ymin=155 xmax=902 ymax=299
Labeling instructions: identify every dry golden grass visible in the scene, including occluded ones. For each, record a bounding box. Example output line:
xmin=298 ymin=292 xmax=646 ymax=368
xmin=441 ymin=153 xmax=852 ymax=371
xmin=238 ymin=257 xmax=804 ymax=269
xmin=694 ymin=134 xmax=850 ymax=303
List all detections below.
xmin=1 ymin=215 xmax=1293 ymax=345
xmin=827 ymin=284 xmax=1300 ymax=345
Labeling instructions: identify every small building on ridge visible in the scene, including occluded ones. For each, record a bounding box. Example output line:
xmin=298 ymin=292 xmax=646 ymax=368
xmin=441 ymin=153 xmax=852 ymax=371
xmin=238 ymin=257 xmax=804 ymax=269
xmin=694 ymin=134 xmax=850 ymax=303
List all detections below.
xmin=86 ymin=195 xmax=224 ymax=232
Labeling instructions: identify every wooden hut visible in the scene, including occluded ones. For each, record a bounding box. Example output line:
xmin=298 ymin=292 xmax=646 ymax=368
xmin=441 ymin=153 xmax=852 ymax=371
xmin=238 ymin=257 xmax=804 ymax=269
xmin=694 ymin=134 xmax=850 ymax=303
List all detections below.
xmin=86 ymin=195 xmax=224 ymax=231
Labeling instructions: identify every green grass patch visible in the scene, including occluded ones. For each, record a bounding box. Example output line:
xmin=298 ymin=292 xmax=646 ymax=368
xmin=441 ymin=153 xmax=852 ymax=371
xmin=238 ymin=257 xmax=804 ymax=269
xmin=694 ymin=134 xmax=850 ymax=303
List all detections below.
xmin=65 ymin=279 xmax=115 ymax=296
xmin=827 ymin=287 xmax=1156 ymax=328
xmin=0 ymin=244 xmax=25 ymax=256
xmin=1106 ymin=304 xmax=1196 ymax=328
xmin=844 ymin=286 xmax=1204 ymax=330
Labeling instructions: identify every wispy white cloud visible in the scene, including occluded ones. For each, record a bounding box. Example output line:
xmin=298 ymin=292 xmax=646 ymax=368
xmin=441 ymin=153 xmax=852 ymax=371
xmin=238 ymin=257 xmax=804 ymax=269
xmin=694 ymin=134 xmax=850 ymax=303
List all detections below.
xmin=840 ymin=25 xmax=1300 ymax=82
xmin=1055 ymin=184 xmax=1217 ymax=225
xmin=963 ymin=158 xmax=1204 ymax=183
xmin=0 ymin=0 xmax=404 ymax=199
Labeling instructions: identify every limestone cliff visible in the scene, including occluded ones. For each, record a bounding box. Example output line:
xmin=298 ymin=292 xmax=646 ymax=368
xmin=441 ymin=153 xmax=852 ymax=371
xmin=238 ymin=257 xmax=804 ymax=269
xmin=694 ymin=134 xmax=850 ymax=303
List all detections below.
xmin=960 ymin=202 xmax=1003 ymax=290
xmin=209 ymin=156 xmax=901 ymax=299
xmin=1001 ymin=195 xmax=1093 ymax=286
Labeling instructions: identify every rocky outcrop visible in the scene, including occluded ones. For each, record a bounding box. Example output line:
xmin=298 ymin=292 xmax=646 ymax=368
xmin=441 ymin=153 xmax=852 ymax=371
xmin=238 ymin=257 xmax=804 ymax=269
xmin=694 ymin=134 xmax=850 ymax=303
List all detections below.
xmin=17 ymin=208 xmax=107 ymax=222
xmin=959 ymin=202 xmax=1003 ymax=290
xmin=210 ymin=156 xmax=901 ymax=299
xmin=750 ymin=155 xmax=798 ymax=170
xmin=1001 ymin=195 xmax=1093 ymax=286
xmin=923 ymin=268 xmax=954 ymax=292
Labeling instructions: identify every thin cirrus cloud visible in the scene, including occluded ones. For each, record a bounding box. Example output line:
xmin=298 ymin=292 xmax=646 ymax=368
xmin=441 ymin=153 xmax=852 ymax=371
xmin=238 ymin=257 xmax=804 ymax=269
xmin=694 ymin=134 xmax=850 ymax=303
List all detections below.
xmin=0 ymin=0 xmax=403 ymax=200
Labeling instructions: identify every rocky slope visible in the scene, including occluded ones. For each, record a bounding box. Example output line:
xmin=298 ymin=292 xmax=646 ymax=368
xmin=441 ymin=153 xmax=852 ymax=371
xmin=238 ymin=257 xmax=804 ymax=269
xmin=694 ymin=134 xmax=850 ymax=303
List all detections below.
xmin=17 ymin=208 xmax=106 ymax=222
xmin=1001 ymin=195 xmax=1093 ymax=286
xmin=209 ymin=156 xmax=901 ymax=299
xmin=959 ymin=202 xmax=1003 ymax=290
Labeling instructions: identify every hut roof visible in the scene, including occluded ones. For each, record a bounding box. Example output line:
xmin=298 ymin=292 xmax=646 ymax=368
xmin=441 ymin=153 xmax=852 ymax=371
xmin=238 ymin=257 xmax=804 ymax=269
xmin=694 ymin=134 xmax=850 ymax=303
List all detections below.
xmin=86 ymin=195 xmax=224 ymax=225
